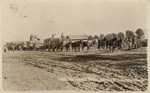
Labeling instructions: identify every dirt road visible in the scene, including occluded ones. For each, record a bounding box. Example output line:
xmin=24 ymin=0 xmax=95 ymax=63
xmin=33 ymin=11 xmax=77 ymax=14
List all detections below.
xmin=2 ymin=49 xmax=148 ymax=91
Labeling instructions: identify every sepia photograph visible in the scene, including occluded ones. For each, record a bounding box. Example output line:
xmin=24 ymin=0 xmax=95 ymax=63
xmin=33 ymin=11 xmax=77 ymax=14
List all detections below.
xmin=0 ymin=0 xmax=149 ymax=92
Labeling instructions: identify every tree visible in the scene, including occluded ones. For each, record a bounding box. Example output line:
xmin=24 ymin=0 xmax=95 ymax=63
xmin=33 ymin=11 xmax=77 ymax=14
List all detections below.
xmin=106 ymin=33 xmax=117 ymax=40
xmin=99 ymin=34 xmax=104 ymax=40
xmin=125 ymin=30 xmax=135 ymax=50
xmin=126 ymin=30 xmax=135 ymax=39
xmin=112 ymin=33 xmax=117 ymax=38
xmin=118 ymin=32 xmax=124 ymax=40
xmin=94 ymin=35 xmax=99 ymax=39
xmin=135 ymin=29 xmax=144 ymax=39
xmin=88 ymin=35 xmax=93 ymax=40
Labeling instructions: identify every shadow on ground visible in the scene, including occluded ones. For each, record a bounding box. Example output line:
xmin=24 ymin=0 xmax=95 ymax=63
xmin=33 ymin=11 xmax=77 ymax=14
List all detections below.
xmin=58 ymin=54 xmax=147 ymax=62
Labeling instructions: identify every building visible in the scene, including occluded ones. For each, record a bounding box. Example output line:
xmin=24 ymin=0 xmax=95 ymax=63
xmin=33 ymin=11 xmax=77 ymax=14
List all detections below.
xmin=66 ymin=34 xmax=89 ymax=42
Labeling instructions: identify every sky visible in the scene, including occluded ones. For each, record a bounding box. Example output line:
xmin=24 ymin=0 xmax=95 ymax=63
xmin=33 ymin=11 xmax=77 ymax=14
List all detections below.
xmin=1 ymin=0 xmax=147 ymax=45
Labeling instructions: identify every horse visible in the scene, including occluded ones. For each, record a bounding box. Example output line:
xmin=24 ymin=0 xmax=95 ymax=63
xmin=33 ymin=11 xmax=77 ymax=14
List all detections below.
xmin=105 ymin=37 xmax=118 ymax=53
xmin=81 ymin=39 xmax=98 ymax=52
xmin=98 ymin=37 xmax=106 ymax=51
xmin=71 ymin=40 xmax=82 ymax=52
xmin=64 ymin=42 xmax=72 ymax=51
xmin=50 ymin=38 xmax=63 ymax=52
xmin=44 ymin=38 xmax=53 ymax=51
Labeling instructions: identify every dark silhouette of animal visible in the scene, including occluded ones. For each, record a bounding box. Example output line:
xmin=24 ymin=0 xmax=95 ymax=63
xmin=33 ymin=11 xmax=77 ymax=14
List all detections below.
xmin=71 ymin=41 xmax=82 ymax=52
xmin=98 ymin=37 xmax=106 ymax=51
xmin=117 ymin=38 xmax=123 ymax=50
xmin=44 ymin=38 xmax=53 ymax=51
xmin=104 ymin=37 xmax=118 ymax=52
xmin=50 ymin=38 xmax=63 ymax=52
xmin=81 ymin=39 xmax=97 ymax=52
xmin=64 ymin=42 xmax=72 ymax=51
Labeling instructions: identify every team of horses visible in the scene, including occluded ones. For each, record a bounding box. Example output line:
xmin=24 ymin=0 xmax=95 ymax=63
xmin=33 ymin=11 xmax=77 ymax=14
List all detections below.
xmin=43 ymin=36 xmax=125 ymax=52
xmin=5 ymin=34 xmax=141 ymax=53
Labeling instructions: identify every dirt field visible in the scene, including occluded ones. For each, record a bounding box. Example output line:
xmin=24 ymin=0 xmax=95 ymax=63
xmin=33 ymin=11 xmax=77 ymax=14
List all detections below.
xmin=2 ymin=47 xmax=148 ymax=91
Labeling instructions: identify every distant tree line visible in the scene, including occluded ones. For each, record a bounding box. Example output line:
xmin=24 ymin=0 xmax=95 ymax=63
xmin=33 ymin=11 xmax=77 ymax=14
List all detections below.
xmin=88 ymin=28 xmax=147 ymax=49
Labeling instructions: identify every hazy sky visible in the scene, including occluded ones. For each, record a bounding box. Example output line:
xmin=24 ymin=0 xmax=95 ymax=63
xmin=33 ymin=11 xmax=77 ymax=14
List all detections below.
xmin=1 ymin=0 xmax=147 ymax=44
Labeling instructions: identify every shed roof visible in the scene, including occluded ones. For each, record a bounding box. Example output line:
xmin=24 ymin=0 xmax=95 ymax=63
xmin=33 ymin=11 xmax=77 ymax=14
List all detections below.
xmin=67 ymin=35 xmax=88 ymax=40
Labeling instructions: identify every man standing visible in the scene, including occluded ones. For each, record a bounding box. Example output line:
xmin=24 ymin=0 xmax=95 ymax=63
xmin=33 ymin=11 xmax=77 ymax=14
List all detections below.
xmin=4 ymin=45 xmax=7 ymax=53
xmin=30 ymin=34 xmax=33 ymax=41
xmin=61 ymin=33 xmax=65 ymax=41
xmin=12 ymin=46 xmax=15 ymax=52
